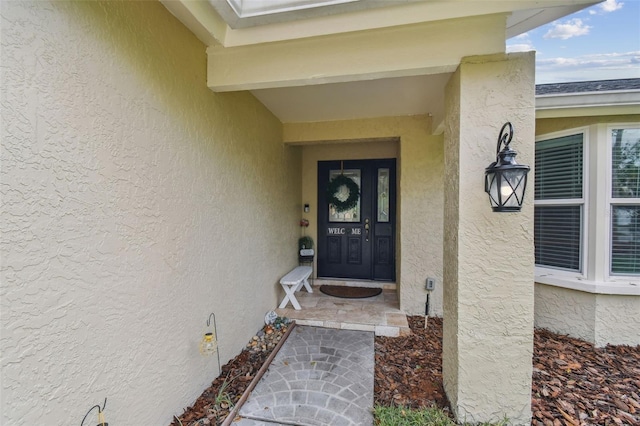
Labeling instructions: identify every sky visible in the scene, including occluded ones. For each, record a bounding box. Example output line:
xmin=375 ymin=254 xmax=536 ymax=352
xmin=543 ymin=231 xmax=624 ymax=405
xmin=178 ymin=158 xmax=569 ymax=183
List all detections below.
xmin=507 ymin=0 xmax=640 ymax=84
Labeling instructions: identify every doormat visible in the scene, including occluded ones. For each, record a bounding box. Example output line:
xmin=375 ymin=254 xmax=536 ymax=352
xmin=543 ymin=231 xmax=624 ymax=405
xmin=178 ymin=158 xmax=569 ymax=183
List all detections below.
xmin=319 ymin=285 xmax=382 ymax=299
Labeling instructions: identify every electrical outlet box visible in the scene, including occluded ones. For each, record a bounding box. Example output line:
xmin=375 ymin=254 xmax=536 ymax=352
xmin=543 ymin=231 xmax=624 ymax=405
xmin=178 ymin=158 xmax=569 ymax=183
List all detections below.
xmin=426 ymin=277 xmax=436 ymax=291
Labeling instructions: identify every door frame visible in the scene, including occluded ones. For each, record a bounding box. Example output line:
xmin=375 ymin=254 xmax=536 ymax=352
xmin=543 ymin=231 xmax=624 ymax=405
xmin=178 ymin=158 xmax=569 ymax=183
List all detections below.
xmin=316 ymin=158 xmax=396 ymax=281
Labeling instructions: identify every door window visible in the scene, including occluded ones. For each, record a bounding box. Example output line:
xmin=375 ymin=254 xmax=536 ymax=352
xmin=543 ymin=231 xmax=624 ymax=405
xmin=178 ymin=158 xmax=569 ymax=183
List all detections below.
xmin=377 ymin=168 xmax=390 ymax=222
xmin=328 ymin=169 xmax=361 ymax=222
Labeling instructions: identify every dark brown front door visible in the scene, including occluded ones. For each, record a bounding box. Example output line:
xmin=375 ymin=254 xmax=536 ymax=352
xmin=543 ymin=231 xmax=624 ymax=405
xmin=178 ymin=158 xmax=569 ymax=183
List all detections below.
xmin=317 ymin=159 xmax=396 ymax=281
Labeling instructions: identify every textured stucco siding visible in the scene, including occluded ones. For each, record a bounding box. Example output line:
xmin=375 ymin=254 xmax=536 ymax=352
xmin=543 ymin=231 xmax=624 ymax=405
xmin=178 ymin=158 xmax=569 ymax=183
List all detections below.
xmin=443 ymin=69 xmax=462 ymax=412
xmin=443 ymin=53 xmax=536 ymax=425
xmin=535 ymin=284 xmax=640 ymax=347
xmin=399 ymin=127 xmax=444 ymax=317
xmin=534 ymin=284 xmax=597 ymax=342
xmin=595 ymin=294 xmax=640 ymax=347
xmin=1 ymin=1 xmax=299 ymax=425
xmin=285 ymin=116 xmax=444 ymax=316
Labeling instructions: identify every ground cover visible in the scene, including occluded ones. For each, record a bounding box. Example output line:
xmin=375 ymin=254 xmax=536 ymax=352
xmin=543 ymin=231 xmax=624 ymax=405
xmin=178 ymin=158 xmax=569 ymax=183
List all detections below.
xmin=172 ymin=316 xmax=640 ymax=426
xmin=373 ymin=405 xmax=507 ymax=426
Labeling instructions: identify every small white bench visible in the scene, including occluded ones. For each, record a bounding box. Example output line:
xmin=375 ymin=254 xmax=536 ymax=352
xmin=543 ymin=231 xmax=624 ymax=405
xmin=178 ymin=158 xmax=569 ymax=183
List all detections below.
xmin=278 ymin=266 xmax=313 ymax=310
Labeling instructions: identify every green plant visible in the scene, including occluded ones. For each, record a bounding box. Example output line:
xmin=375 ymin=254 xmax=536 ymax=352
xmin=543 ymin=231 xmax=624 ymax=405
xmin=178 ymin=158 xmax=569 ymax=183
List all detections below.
xmin=213 ymin=374 xmax=236 ymax=410
xmin=374 ymin=406 xmax=453 ymax=426
xmin=373 ymin=406 xmax=508 ymax=426
xmin=204 ymin=373 xmax=238 ymax=424
xmin=298 ymin=236 xmax=314 ymax=250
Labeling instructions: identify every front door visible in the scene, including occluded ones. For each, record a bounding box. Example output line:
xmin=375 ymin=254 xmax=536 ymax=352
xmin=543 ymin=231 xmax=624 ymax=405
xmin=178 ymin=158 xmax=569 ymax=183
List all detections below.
xmin=317 ymin=159 xmax=396 ymax=281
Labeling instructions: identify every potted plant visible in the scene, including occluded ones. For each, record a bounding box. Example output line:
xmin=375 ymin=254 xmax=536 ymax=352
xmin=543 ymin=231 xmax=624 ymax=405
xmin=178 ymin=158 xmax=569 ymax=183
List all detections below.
xmin=298 ymin=236 xmax=314 ymax=251
xmin=298 ymin=236 xmax=314 ymax=264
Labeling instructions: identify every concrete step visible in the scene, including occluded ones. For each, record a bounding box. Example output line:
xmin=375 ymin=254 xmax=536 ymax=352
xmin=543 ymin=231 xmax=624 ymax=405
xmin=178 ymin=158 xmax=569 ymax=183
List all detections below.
xmin=312 ymin=278 xmax=396 ymax=290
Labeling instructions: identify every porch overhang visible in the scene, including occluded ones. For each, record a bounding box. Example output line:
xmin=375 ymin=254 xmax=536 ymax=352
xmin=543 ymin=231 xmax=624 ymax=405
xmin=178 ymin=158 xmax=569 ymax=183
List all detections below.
xmin=161 ymin=0 xmax=598 ymax=130
xmin=206 ymin=14 xmax=506 ymax=92
xmin=162 ymin=1 xmax=598 ymax=48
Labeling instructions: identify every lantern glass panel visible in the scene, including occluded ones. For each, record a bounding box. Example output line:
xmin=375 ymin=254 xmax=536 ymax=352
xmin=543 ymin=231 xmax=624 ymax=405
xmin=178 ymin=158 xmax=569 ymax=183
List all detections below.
xmin=502 ymin=170 xmax=527 ymax=209
xmin=486 ymin=172 xmax=499 ymax=208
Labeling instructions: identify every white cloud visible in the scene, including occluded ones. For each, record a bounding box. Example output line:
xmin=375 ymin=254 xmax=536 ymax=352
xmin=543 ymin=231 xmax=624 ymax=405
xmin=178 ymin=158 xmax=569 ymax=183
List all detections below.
xmin=507 ymin=32 xmax=534 ymax=52
xmin=538 ymin=51 xmax=640 ymax=68
xmin=544 ymin=18 xmax=591 ymax=40
xmin=600 ymin=0 xmax=624 ymax=12
xmin=507 ymin=43 xmax=534 ymax=53
xmin=536 ymin=51 xmax=640 ymax=83
xmin=590 ymin=0 xmax=624 ymax=14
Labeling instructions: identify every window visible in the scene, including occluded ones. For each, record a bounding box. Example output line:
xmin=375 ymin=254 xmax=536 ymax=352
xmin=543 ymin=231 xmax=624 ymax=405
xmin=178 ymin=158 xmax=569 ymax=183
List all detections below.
xmin=534 ymin=133 xmax=584 ymax=272
xmin=328 ymin=168 xmax=360 ymax=222
xmin=610 ymin=127 xmax=640 ymax=275
xmin=535 ymin=124 xmax=640 ymax=290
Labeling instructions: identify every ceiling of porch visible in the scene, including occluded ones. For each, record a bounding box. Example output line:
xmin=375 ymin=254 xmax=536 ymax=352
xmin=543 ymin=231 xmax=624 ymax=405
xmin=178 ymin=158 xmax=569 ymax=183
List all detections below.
xmin=161 ymin=0 xmax=598 ymax=126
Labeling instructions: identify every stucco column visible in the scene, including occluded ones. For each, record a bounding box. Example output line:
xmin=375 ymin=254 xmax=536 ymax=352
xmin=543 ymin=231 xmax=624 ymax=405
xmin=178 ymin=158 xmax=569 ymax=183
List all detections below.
xmin=442 ymin=52 xmax=535 ymax=425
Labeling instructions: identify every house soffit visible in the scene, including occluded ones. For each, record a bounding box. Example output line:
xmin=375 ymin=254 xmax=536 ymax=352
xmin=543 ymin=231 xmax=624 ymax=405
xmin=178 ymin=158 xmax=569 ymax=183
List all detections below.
xmin=161 ymin=0 xmax=599 ymax=48
xmin=160 ymin=0 xmax=597 ymax=126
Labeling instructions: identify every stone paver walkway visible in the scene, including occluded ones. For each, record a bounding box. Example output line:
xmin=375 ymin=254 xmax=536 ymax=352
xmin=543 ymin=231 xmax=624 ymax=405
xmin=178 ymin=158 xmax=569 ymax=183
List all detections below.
xmin=236 ymin=325 xmax=374 ymax=426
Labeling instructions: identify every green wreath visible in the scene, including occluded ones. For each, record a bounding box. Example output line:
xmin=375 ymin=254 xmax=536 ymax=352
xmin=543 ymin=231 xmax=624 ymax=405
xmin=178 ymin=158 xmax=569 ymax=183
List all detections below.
xmin=327 ymin=174 xmax=360 ymax=212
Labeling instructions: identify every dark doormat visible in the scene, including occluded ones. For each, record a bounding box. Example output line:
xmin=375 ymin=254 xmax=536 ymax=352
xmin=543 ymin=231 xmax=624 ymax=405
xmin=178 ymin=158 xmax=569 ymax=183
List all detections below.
xmin=319 ymin=285 xmax=382 ymax=299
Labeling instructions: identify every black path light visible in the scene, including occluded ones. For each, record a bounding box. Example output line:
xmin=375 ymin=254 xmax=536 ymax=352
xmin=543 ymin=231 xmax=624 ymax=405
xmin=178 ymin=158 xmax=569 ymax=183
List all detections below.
xmin=484 ymin=122 xmax=530 ymax=212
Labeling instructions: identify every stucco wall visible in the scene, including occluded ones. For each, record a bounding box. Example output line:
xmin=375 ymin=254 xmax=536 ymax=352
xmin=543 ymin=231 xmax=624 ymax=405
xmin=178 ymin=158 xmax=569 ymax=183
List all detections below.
xmin=534 ymin=284 xmax=597 ymax=341
xmin=595 ymin=294 xmax=640 ymax=347
xmin=443 ymin=53 xmax=536 ymax=425
xmin=285 ymin=116 xmax=444 ymax=316
xmin=443 ymin=69 xmax=462 ymax=411
xmin=1 ymin=1 xmax=299 ymax=425
xmin=535 ymin=284 xmax=640 ymax=347
xmin=400 ymin=130 xmax=445 ymax=316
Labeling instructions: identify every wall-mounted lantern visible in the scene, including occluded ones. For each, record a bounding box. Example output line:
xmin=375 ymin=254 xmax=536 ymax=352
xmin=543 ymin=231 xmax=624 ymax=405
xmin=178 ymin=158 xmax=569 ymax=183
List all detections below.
xmin=484 ymin=122 xmax=530 ymax=212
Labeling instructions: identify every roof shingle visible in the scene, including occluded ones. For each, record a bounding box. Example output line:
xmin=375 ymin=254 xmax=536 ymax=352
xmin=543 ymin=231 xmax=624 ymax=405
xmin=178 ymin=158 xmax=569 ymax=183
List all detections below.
xmin=536 ymin=78 xmax=640 ymax=95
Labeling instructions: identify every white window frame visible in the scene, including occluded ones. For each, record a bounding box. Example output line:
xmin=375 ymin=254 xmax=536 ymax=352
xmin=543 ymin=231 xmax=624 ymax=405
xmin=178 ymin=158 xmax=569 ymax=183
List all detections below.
xmin=534 ymin=128 xmax=589 ymax=280
xmin=535 ymin=123 xmax=640 ymax=296
xmin=605 ymin=123 xmax=640 ymax=280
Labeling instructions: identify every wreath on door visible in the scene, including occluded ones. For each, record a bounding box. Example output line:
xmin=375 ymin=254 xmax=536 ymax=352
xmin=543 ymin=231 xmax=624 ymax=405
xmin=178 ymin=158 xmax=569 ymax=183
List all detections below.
xmin=327 ymin=174 xmax=360 ymax=212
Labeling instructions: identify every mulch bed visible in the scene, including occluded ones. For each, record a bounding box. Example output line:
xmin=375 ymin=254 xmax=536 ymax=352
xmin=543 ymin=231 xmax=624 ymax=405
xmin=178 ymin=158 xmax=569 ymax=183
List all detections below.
xmin=375 ymin=316 xmax=640 ymax=426
xmin=172 ymin=316 xmax=640 ymax=425
xmin=531 ymin=329 xmax=640 ymax=426
xmin=170 ymin=349 xmax=269 ymax=426
xmin=374 ymin=316 xmax=449 ymax=411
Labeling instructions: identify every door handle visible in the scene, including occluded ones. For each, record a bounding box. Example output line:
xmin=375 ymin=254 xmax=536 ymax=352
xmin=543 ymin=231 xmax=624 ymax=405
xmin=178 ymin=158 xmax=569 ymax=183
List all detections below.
xmin=364 ymin=218 xmax=370 ymax=242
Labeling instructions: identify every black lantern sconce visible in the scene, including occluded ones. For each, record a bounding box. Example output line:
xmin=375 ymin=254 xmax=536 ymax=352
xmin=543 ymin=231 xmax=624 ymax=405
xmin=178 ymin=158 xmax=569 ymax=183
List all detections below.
xmin=484 ymin=122 xmax=530 ymax=212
